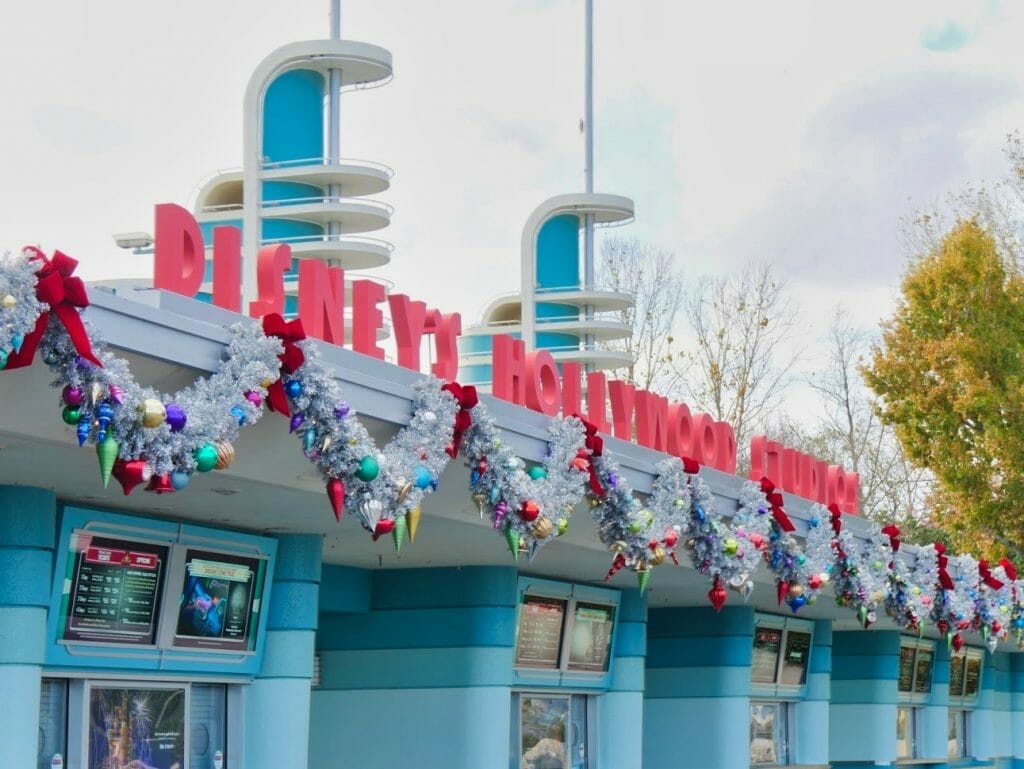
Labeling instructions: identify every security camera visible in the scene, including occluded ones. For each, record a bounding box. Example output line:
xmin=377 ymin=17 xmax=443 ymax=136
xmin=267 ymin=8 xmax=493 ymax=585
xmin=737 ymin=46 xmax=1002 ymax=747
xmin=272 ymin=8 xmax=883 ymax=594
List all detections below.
xmin=113 ymin=232 xmax=154 ymax=250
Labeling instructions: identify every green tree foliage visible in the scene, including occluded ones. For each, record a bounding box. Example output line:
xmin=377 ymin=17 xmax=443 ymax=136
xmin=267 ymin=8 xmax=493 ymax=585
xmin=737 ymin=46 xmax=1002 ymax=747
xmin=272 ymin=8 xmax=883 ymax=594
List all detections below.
xmin=865 ymin=220 xmax=1024 ymax=555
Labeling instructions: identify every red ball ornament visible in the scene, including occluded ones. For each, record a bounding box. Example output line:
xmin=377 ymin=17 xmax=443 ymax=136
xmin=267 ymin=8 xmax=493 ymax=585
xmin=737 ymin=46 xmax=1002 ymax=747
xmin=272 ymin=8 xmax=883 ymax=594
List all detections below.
xmin=372 ymin=518 xmax=396 ymax=541
xmin=708 ymin=578 xmax=727 ymax=613
xmin=750 ymin=534 xmax=765 ymax=550
xmin=809 ymin=574 xmax=822 ymax=590
xmin=663 ymin=529 xmax=679 ymax=548
xmin=777 ymin=580 xmax=789 ymax=606
xmin=952 ymin=633 xmax=965 ymax=653
xmin=992 ymin=621 xmax=1002 ymax=634
xmin=521 ymin=500 xmax=540 ymax=522
xmin=570 ymin=456 xmax=589 ymax=472
xmin=937 ymin=619 xmax=949 ymax=636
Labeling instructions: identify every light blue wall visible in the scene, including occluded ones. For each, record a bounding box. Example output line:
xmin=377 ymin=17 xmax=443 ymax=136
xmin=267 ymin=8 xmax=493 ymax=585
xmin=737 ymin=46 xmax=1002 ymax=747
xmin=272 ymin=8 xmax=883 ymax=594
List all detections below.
xmin=262 ymin=69 xmax=325 ymax=165
xmin=600 ymin=588 xmax=646 ymax=768
xmin=536 ymin=214 xmax=579 ymax=290
xmin=644 ymin=605 xmax=754 ymax=769
xmin=242 ymin=534 xmax=321 ymax=769
xmin=794 ymin=619 xmax=832 ymax=765
xmin=830 ymin=630 xmax=900 ymax=764
xmin=0 ymin=486 xmax=57 ymax=768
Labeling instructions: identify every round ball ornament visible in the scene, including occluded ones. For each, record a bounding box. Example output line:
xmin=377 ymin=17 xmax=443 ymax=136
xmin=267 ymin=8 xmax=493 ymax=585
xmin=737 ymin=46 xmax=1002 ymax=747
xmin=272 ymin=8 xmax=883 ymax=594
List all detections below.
xmin=62 ymin=385 xmax=84 ymax=407
xmin=355 ymin=455 xmax=380 ymax=482
xmin=521 ymin=500 xmax=541 ymax=522
xmin=413 ymin=466 xmax=433 ymax=489
xmin=788 ymin=583 xmax=805 ymax=598
xmin=533 ymin=517 xmax=553 ymax=539
xmin=139 ymin=398 xmax=166 ymax=428
xmin=214 ymin=441 xmax=235 ymax=470
xmin=528 ymin=466 xmax=547 ymax=481
xmin=650 ymin=546 xmax=667 ymax=566
xmin=0 ymin=350 xmax=7 ymax=370
xmin=193 ymin=443 xmax=218 ymax=472
xmin=170 ymin=470 xmax=190 ymax=490
xmin=62 ymin=405 xmax=82 ymax=425
xmin=164 ymin=403 xmax=187 ymax=433
xmin=723 ymin=537 xmax=739 ymax=556
xmin=556 ymin=517 xmax=569 ymax=536
xmin=1 ymin=294 xmax=15 ymax=309
xmin=284 ymin=380 xmax=303 ymax=399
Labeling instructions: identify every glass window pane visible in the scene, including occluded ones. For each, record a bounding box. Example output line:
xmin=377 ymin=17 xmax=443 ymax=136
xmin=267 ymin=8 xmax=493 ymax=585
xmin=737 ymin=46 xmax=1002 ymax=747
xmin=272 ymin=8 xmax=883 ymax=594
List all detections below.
xmin=950 ymin=654 xmax=966 ymax=697
xmin=521 ymin=696 xmax=569 ymax=769
xmin=948 ymin=710 xmax=966 ymax=759
xmin=569 ymin=695 xmax=588 ymax=769
xmin=750 ymin=702 xmax=784 ymax=765
xmin=567 ymin=602 xmax=614 ymax=673
xmin=752 ymin=627 xmax=783 ymax=684
xmin=897 ymin=707 xmax=915 ymax=759
xmin=191 ymin=683 xmax=227 ymax=769
xmin=965 ymin=654 xmax=982 ymax=697
xmin=88 ymin=685 xmax=185 ymax=769
xmin=779 ymin=631 xmax=811 ymax=685
xmin=515 ymin=597 xmax=567 ymax=669
xmin=38 ymin=679 xmax=67 ymax=769
xmin=914 ymin=648 xmax=933 ymax=694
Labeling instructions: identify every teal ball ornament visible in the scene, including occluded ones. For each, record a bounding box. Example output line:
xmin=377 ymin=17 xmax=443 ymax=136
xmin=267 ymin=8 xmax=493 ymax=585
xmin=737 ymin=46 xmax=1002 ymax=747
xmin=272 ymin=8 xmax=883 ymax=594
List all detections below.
xmin=355 ymin=455 xmax=380 ymax=482
xmin=528 ymin=466 xmax=548 ymax=481
xmin=194 ymin=443 xmax=218 ymax=472
xmin=413 ymin=465 xmax=432 ymax=489
xmin=0 ymin=349 xmax=7 ymax=370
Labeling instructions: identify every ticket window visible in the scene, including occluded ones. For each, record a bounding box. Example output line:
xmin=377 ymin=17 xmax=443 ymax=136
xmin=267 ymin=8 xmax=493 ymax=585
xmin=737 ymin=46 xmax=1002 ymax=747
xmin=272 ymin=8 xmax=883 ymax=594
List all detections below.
xmin=512 ymin=692 xmax=591 ymax=769
xmin=948 ymin=709 xmax=968 ymax=761
xmin=750 ymin=700 xmax=790 ymax=767
xmin=947 ymin=647 xmax=983 ymax=761
xmin=896 ymin=638 xmax=935 ymax=760
xmin=37 ymin=678 xmax=233 ymax=769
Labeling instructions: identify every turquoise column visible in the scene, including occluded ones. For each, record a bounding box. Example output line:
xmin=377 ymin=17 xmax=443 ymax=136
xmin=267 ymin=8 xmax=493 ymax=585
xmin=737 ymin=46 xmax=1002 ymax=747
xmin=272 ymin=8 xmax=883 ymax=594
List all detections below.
xmin=644 ymin=605 xmax=754 ymax=769
xmin=599 ymin=588 xmax=646 ymax=768
xmin=973 ymin=649 xmax=1011 ymax=762
xmin=242 ymin=533 xmax=321 ymax=769
xmin=793 ymin=619 xmax=832 ymax=765
xmin=0 ymin=486 xmax=56 ymax=767
xmin=829 ymin=630 xmax=900 ymax=766
xmin=1011 ymin=655 xmax=1024 ymax=768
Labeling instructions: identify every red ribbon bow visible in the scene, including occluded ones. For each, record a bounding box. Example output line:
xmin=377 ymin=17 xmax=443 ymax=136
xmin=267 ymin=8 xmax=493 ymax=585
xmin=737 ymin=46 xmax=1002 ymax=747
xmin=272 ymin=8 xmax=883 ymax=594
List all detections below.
xmin=979 ymin=559 xmax=1005 ymax=590
xmin=262 ymin=313 xmax=307 ymax=415
xmin=442 ymin=381 xmax=478 ymax=458
xmin=1000 ymin=558 xmax=1017 ymax=582
xmin=881 ymin=524 xmax=901 ymax=553
xmin=681 ymin=456 xmax=700 ymax=475
xmin=5 ymin=248 xmax=101 ymax=370
xmin=935 ymin=542 xmax=955 ymax=591
xmin=827 ymin=503 xmax=843 ymax=535
xmin=759 ymin=477 xmax=795 ymax=532
xmin=573 ymin=415 xmax=606 ymax=497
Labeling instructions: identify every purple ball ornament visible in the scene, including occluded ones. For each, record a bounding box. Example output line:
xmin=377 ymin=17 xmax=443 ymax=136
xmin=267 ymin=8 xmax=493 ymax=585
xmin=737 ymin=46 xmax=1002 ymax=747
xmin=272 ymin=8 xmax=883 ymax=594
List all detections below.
xmin=245 ymin=390 xmax=263 ymax=407
xmin=62 ymin=385 xmax=84 ymax=407
xmin=334 ymin=402 xmax=350 ymax=419
xmin=164 ymin=403 xmax=187 ymax=433
xmin=75 ymin=355 xmax=93 ymax=370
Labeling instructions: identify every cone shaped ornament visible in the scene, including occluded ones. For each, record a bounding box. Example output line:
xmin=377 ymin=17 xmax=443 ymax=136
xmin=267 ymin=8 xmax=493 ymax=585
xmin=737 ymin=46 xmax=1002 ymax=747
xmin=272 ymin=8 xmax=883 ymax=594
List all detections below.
xmin=326 ymin=478 xmax=345 ymax=523
xmin=505 ymin=526 xmax=521 ymax=562
xmin=637 ymin=568 xmax=651 ymax=595
xmin=112 ymin=459 xmax=153 ymax=496
xmin=96 ymin=435 xmax=119 ymax=488
xmin=777 ymin=580 xmax=789 ymax=607
xmin=406 ymin=506 xmax=421 ymax=542
xmin=392 ymin=514 xmax=407 ymax=553
xmin=709 ymin=577 xmax=728 ymax=612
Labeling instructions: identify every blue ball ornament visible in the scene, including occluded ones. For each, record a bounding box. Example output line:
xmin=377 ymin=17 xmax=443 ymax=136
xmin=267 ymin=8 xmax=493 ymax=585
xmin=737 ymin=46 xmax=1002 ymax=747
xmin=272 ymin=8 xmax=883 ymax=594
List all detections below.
xmin=695 ymin=505 xmax=706 ymax=522
xmin=414 ymin=465 xmax=433 ymax=489
xmin=284 ymin=380 xmax=303 ymax=399
xmin=230 ymin=405 xmax=246 ymax=426
xmin=170 ymin=471 xmax=190 ymax=490
xmin=0 ymin=349 xmax=7 ymax=370
xmin=789 ymin=595 xmax=807 ymax=612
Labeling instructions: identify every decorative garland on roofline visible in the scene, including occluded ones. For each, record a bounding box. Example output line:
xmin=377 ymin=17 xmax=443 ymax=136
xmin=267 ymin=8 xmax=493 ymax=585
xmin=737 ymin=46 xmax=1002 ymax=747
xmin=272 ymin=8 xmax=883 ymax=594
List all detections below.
xmin=3 ymin=247 xmax=1024 ymax=649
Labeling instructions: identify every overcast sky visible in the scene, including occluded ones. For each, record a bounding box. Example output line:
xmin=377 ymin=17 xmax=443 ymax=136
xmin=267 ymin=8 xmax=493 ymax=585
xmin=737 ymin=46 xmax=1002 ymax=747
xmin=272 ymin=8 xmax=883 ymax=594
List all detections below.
xmin=2 ymin=0 xmax=1023 ymax=374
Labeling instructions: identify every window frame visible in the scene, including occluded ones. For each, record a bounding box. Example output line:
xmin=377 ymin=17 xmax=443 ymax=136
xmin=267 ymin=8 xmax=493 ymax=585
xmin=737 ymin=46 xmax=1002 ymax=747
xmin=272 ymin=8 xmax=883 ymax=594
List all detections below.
xmin=749 ymin=699 xmax=792 ymax=767
xmin=896 ymin=704 xmax=919 ymax=760
xmin=897 ymin=637 xmax=935 ymax=705
xmin=948 ymin=647 xmax=983 ymax=702
xmin=947 ymin=708 xmax=968 ymax=761
xmin=750 ymin=614 xmax=815 ymax=695
xmin=510 ymin=690 xmax=594 ymax=769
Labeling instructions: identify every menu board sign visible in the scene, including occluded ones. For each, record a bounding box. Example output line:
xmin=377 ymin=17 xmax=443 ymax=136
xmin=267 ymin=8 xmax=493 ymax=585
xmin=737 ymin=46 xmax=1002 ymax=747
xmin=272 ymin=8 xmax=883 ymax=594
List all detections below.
xmin=897 ymin=645 xmax=916 ymax=693
xmin=515 ymin=596 xmax=566 ymax=668
xmin=173 ymin=549 xmax=264 ymax=651
xmin=567 ymin=602 xmax=614 ymax=672
xmin=779 ymin=631 xmax=811 ymax=685
xmin=965 ymin=654 xmax=981 ymax=696
xmin=61 ymin=533 xmax=168 ymax=645
xmin=752 ymin=627 xmax=783 ymax=684
xmin=914 ymin=648 xmax=933 ymax=693
xmin=950 ymin=654 xmax=966 ymax=696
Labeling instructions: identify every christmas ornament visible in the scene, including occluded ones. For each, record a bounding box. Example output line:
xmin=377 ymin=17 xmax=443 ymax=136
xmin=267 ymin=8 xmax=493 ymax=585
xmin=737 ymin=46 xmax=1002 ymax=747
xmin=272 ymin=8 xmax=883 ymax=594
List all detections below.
xmin=637 ymin=567 xmax=651 ymax=595
xmin=164 ymin=403 xmax=187 ymax=433
xmin=355 ymin=455 xmax=380 ymax=482
xmin=139 ymin=398 xmax=166 ymax=428
xmin=61 ymin=405 xmax=81 ymax=425
xmin=96 ymin=435 xmax=119 ymax=487
xmin=413 ymin=465 xmax=432 ymax=489
xmin=505 ymin=526 xmax=521 ymax=561
xmin=708 ymin=577 xmax=727 ymax=612
xmin=289 ymin=412 xmax=305 ymax=433
xmin=326 ymin=478 xmax=345 ymax=522
xmin=284 ymin=380 xmax=303 ymax=399
xmin=112 ymin=459 xmax=153 ymax=496
xmin=521 ymin=500 xmax=540 ymax=522
xmin=194 ymin=443 xmax=218 ymax=472
xmin=533 ymin=517 xmax=553 ymax=539
xmin=145 ymin=473 xmax=176 ymax=494
xmin=214 ymin=441 xmax=235 ymax=470
xmin=76 ymin=417 xmax=91 ymax=446
xmin=372 ymin=518 xmax=395 ymax=541
xmin=95 ymin=402 xmax=115 ymax=442
xmin=392 ymin=514 xmax=407 ymax=553
xmin=407 ymin=506 xmax=422 ymax=542
xmin=62 ymin=385 xmax=84 ymax=407
xmin=528 ymin=466 xmax=547 ymax=480
xmin=170 ymin=471 xmax=190 ymax=490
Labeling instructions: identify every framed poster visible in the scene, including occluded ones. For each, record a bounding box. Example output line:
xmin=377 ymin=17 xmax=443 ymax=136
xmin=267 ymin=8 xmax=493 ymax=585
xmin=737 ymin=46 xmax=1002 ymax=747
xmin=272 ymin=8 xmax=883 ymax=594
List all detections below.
xmin=897 ymin=645 xmax=916 ymax=693
xmin=87 ymin=684 xmax=185 ymax=769
xmin=171 ymin=549 xmax=266 ymax=652
xmin=752 ymin=627 xmax=783 ymax=684
xmin=515 ymin=596 xmax=566 ymax=669
xmin=59 ymin=532 xmax=169 ymax=646
xmin=567 ymin=602 xmax=615 ymax=673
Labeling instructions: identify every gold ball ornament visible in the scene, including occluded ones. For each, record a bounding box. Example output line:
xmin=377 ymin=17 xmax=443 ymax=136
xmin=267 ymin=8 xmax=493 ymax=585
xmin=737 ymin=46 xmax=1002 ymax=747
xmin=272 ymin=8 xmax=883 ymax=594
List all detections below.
xmin=1 ymin=294 xmax=15 ymax=309
xmin=533 ymin=517 xmax=554 ymax=539
xmin=609 ymin=540 xmax=628 ymax=553
xmin=788 ymin=583 xmax=804 ymax=598
xmin=139 ymin=398 xmax=167 ymax=428
xmin=214 ymin=441 xmax=235 ymax=470
xmin=649 ymin=546 xmax=667 ymax=566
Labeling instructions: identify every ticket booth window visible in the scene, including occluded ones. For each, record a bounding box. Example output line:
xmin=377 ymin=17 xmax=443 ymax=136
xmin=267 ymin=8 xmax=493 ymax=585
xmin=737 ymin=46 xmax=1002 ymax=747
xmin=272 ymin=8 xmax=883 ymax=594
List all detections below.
xmin=896 ymin=706 xmax=917 ymax=760
xmin=513 ymin=693 xmax=590 ymax=769
xmin=38 ymin=678 xmax=68 ymax=769
xmin=948 ymin=709 xmax=967 ymax=760
xmin=750 ymin=701 xmax=789 ymax=766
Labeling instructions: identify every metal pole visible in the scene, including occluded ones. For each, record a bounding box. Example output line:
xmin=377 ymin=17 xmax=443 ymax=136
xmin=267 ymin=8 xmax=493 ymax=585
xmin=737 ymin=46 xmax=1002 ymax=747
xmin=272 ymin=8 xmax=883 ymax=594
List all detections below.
xmin=328 ymin=0 xmax=342 ymax=248
xmin=583 ymin=0 xmax=595 ymax=369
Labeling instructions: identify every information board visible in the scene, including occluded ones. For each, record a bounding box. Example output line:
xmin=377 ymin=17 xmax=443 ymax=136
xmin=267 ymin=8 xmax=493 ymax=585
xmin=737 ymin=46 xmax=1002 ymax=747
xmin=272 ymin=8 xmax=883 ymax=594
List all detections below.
xmin=950 ymin=654 xmax=966 ymax=696
xmin=61 ymin=533 xmax=168 ymax=645
xmin=897 ymin=645 xmax=916 ymax=692
xmin=567 ymin=602 xmax=614 ymax=672
xmin=752 ymin=627 xmax=783 ymax=684
xmin=173 ymin=549 xmax=264 ymax=651
xmin=779 ymin=630 xmax=811 ymax=685
xmin=515 ymin=596 xmax=566 ymax=668
xmin=914 ymin=647 xmax=933 ymax=693
xmin=965 ymin=654 xmax=981 ymax=696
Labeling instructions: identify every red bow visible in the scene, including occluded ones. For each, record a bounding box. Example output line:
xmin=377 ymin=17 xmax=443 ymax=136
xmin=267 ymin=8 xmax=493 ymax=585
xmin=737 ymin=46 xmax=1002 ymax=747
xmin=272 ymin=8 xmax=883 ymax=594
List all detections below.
xmin=759 ymin=477 xmax=795 ymax=532
xmin=442 ymin=381 xmax=478 ymax=458
xmin=262 ymin=313 xmax=307 ymax=415
xmin=935 ymin=542 xmax=955 ymax=591
xmin=881 ymin=524 xmax=901 ymax=553
xmin=5 ymin=248 xmax=101 ymax=370
xmin=682 ymin=456 xmax=700 ymax=474
xmin=1000 ymin=558 xmax=1017 ymax=581
xmin=979 ymin=559 xmax=1004 ymax=590
xmin=572 ymin=415 xmax=606 ymax=497
xmin=827 ymin=503 xmax=843 ymax=535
